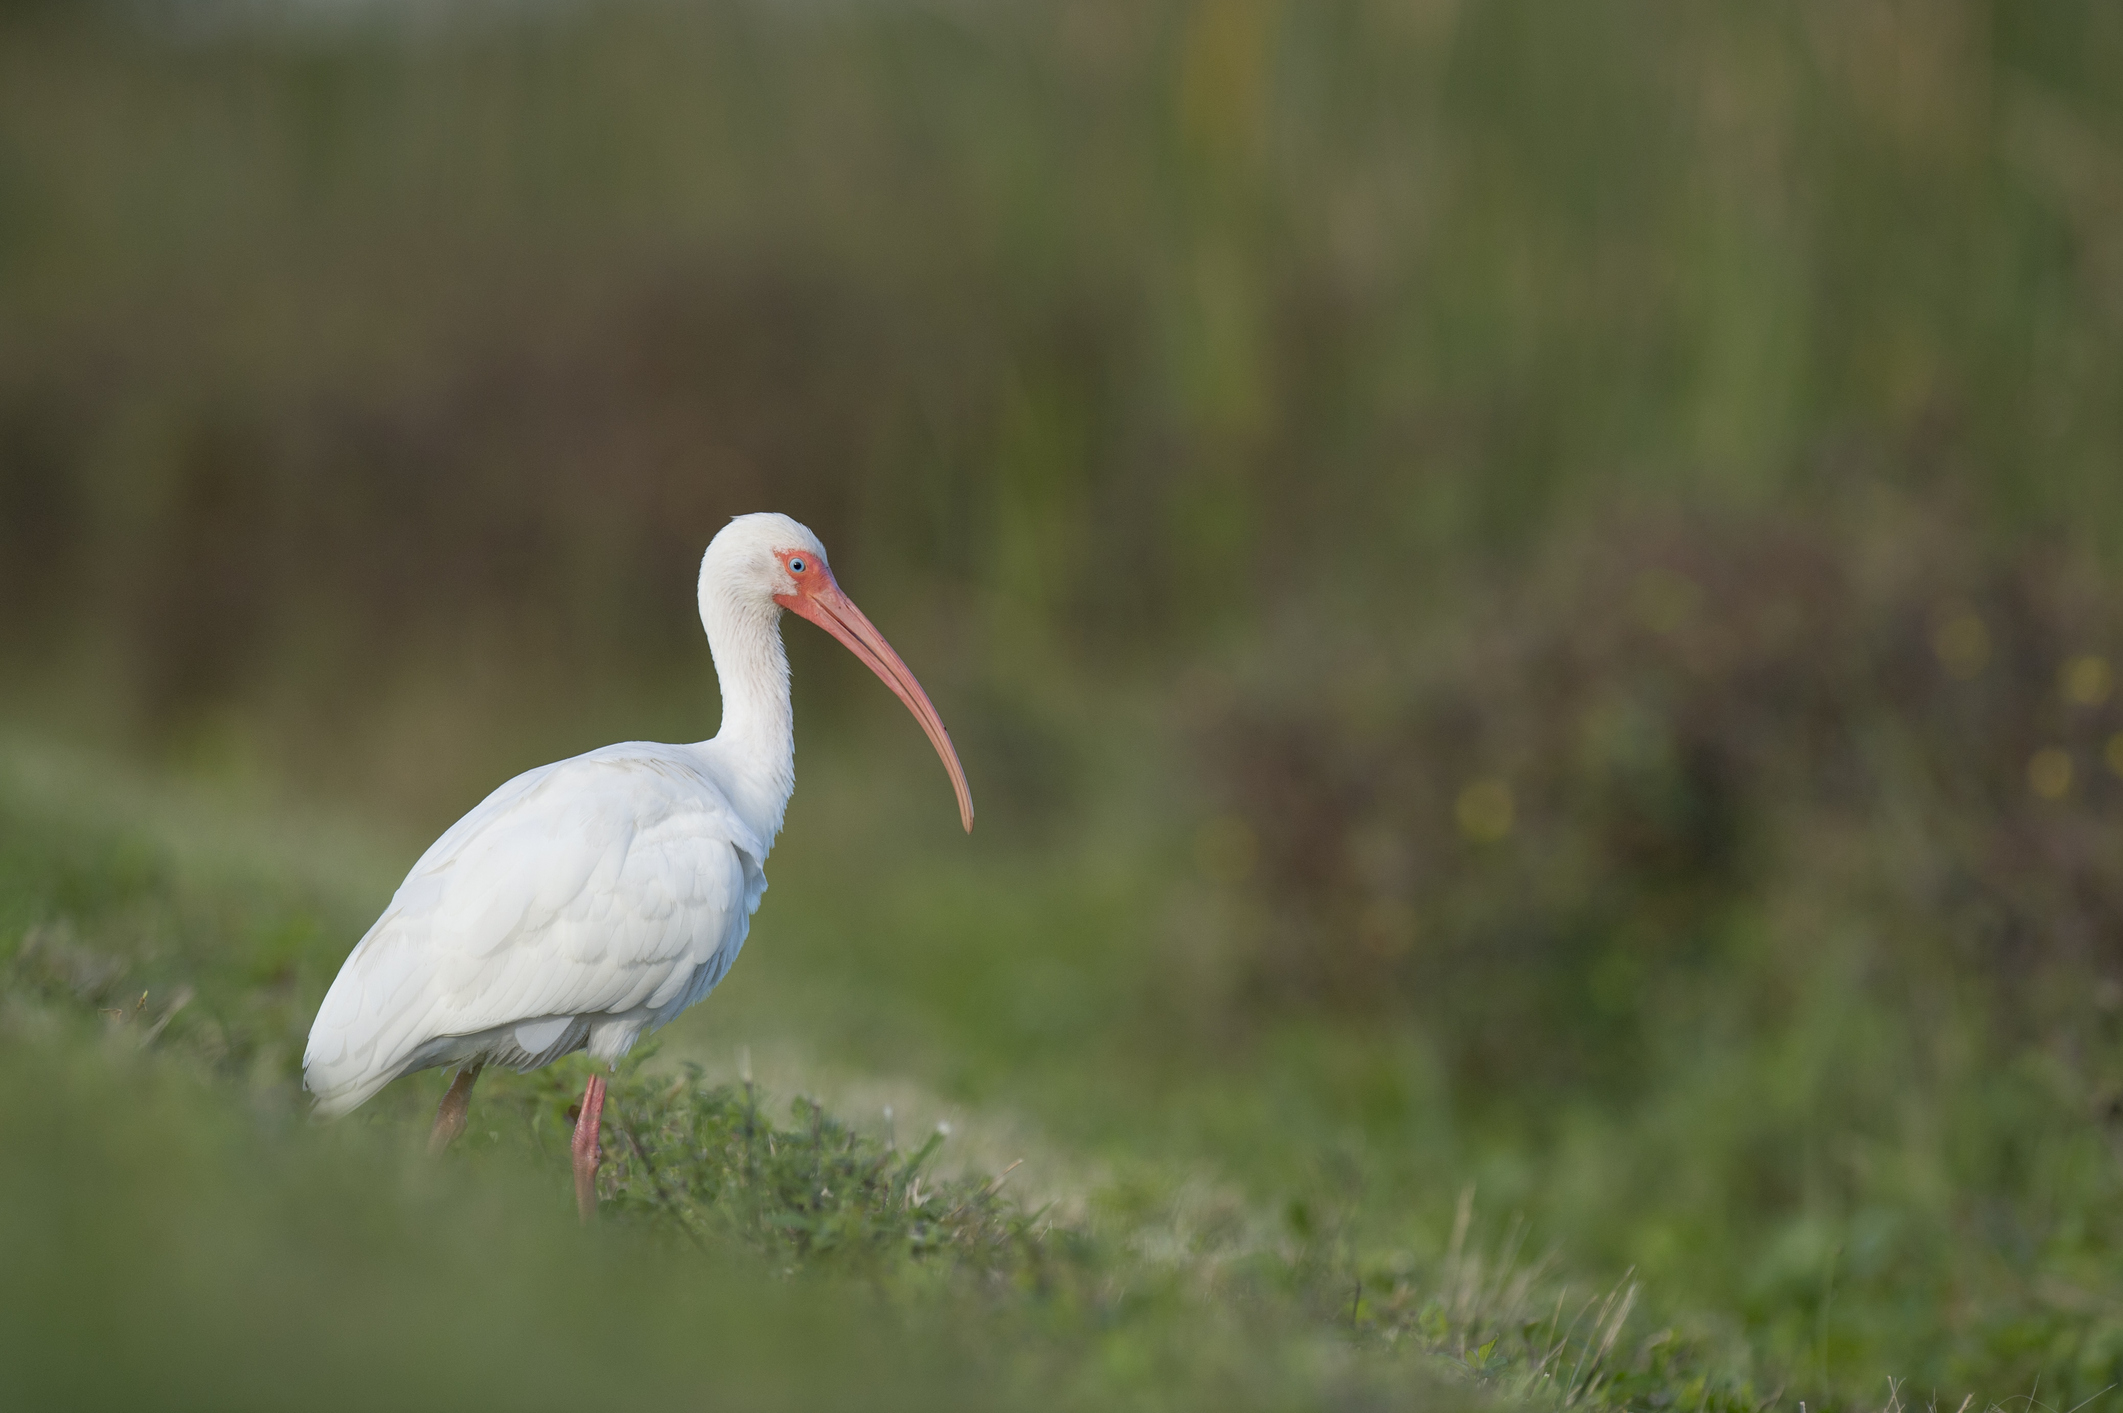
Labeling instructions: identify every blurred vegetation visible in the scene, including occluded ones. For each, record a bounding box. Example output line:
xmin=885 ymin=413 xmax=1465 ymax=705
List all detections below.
xmin=4 ymin=0 xmax=2123 ymax=1408
xmin=4 ymin=0 xmax=2120 ymax=793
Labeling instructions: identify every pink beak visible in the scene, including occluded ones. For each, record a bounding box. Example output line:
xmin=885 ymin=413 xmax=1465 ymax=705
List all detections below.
xmin=778 ymin=572 xmax=975 ymax=833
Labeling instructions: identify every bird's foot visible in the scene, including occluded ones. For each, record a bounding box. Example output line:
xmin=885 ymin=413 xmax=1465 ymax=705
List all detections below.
xmin=571 ymin=1071 xmax=607 ymax=1223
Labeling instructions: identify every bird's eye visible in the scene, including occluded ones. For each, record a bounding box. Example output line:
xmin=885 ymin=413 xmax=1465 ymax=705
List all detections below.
xmin=789 ymin=558 xmax=806 ymax=574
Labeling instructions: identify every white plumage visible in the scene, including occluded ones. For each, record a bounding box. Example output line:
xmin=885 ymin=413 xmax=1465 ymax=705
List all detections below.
xmin=303 ymin=744 xmax=764 ymax=1114
xmin=302 ymin=514 xmax=973 ymax=1210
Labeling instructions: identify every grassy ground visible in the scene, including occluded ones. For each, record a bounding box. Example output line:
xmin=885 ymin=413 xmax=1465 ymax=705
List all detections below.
xmin=0 ymin=732 xmax=1757 ymax=1412
xmin=4 ymin=713 xmax=2119 ymax=1412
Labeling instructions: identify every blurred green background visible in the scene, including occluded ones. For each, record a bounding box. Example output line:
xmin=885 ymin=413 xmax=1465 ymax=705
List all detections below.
xmin=4 ymin=0 xmax=2123 ymax=1407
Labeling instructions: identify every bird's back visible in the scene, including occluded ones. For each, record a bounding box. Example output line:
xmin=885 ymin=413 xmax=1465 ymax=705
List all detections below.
xmin=303 ymin=742 xmax=767 ymax=1115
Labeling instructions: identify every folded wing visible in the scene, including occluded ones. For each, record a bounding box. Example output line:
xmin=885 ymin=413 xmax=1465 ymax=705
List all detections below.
xmin=303 ymin=744 xmax=766 ymax=1115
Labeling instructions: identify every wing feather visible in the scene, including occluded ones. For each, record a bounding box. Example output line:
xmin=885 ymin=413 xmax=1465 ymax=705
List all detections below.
xmin=303 ymin=744 xmax=764 ymax=1114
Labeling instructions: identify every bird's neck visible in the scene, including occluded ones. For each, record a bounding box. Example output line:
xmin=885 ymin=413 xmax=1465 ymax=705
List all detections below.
xmin=699 ymin=597 xmax=796 ymax=844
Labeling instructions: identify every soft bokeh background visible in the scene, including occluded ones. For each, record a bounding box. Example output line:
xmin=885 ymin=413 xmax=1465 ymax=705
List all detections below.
xmin=4 ymin=0 xmax=2123 ymax=1407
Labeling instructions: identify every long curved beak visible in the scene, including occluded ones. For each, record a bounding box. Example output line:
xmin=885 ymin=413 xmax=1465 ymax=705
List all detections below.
xmin=779 ymin=574 xmax=975 ymax=833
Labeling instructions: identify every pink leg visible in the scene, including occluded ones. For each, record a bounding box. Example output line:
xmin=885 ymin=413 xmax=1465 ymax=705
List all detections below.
xmin=571 ymin=1071 xmax=607 ymax=1223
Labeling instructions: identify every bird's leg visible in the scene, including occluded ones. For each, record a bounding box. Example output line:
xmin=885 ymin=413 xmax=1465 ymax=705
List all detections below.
xmin=571 ymin=1071 xmax=608 ymax=1223
xmin=428 ymin=1061 xmax=484 ymax=1156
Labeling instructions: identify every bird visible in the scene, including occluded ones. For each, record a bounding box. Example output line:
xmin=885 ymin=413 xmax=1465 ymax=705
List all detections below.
xmin=302 ymin=513 xmax=973 ymax=1219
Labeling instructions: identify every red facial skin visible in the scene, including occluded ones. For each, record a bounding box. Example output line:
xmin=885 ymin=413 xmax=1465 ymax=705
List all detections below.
xmin=773 ymin=549 xmax=974 ymax=833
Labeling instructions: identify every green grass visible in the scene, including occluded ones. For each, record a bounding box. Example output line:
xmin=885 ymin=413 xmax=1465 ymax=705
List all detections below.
xmin=0 ymin=733 xmax=1775 ymax=1412
xmin=7 ymin=720 xmax=2118 ymax=1413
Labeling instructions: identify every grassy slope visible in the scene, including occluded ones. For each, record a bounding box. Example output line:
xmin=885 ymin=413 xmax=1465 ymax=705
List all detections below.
xmin=10 ymin=724 xmax=2120 ymax=1412
xmin=0 ymin=732 xmax=1774 ymax=1412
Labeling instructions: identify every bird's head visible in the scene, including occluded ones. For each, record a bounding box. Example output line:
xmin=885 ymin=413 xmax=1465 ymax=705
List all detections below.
xmin=703 ymin=513 xmax=974 ymax=833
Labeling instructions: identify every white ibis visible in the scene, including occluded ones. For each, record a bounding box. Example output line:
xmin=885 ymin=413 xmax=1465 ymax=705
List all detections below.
xmin=302 ymin=513 xmax=973 ymax=1218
